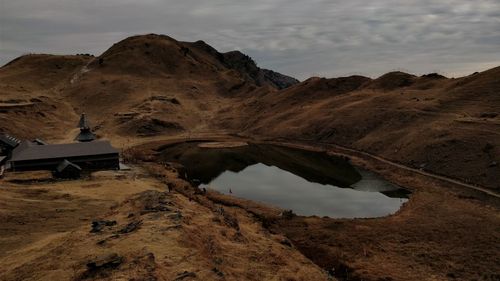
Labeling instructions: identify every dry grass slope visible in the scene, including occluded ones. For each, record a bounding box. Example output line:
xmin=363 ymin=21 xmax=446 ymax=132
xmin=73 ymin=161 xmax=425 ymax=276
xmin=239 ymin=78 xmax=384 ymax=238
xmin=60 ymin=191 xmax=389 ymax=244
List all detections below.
xmin=0 ymin=33 xmax=499 ymax=281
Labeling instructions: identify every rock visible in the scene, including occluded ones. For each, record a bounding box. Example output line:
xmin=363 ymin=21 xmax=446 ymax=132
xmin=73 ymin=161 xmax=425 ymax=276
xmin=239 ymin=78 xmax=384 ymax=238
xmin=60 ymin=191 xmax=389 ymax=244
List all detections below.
xmin=211 ymin=267 xmax=224 ymax=277
xmin=483 ymin=143 xmax=494 ymax=153
xmin=446 ymin=272 xmax=457 ymax=279
xmin=90 ymin=220 xmax=117 ymax=233
xmin=479 ymin=112 xmax=498 ymax=118
xmin=96 ymin=234 xmax=121 ymax=245
xmin=134 ymin=191 xmax=172 ymax=214
xmin=168 ymin=211 xmax=183 ymax=221
xmin=222 ymin=50 xmax=298 ymax=90
xmin=118 ymin=221 xmax=142 ymax=234
xmin=174 ymin=271 xmax=197 ymax=280
xmin=96 ymin=239 xmax=107 ymax=245
xmin=80 ymin=253 xmax=123 ymax=279
xmin=280 ymin=238 xmax=293 ymax=247
xmin=136 ymin=118 xmax=184 ymax=136
xmin=87 ymin=253 xmax=123 ymax=269
xmin=148 ymin=96 xmax=181 ymax=105
xmin=280 ymin=210 xmax=296 ymax=219
xmin=421 ymin=73 xmax=446 ymax=79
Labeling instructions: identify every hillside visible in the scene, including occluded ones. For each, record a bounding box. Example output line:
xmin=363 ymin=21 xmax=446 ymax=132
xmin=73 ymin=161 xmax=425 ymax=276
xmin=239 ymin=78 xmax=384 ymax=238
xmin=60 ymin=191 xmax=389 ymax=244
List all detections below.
xmin=220 ymin=69 xmax=500 ymax=190
xmin=0 ymin=54 xmax=92 ymax=139
xmin=0 ymin=34 xmax=295 ymax=142
xmin=0 ymin=33 xmax=499 ymax=281
xmin=0 ymin=33 xmax=498 ymax=190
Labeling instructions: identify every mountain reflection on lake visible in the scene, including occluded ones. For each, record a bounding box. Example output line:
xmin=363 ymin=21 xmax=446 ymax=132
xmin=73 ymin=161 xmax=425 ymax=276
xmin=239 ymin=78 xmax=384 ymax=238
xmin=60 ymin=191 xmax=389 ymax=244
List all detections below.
xmin=159 ymin=142 xmax=409 ymax=218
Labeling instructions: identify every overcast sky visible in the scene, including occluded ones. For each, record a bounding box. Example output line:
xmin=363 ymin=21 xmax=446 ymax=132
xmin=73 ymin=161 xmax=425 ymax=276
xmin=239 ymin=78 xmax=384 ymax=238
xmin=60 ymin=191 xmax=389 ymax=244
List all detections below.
xmin=1 ymin=0 xmax=499 ymax=80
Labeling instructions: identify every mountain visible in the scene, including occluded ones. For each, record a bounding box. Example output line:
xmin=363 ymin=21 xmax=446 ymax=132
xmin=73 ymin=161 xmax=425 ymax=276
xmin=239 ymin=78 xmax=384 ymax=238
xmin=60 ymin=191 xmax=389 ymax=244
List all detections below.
xmin=219 ymin=68 xmax=500 ymax=190
xmin=221 ymin=50 xmax=299 ymax=89
xmin=0 ymin=34 xmax=297 ymax=141
xmin=0 ymin=33 xmax=498 ymax=190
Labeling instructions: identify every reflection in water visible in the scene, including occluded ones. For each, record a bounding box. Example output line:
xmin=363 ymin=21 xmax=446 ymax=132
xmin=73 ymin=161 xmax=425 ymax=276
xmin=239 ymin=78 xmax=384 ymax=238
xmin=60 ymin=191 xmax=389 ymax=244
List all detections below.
xmin=159 ymin=142 xmax=409 ymax=218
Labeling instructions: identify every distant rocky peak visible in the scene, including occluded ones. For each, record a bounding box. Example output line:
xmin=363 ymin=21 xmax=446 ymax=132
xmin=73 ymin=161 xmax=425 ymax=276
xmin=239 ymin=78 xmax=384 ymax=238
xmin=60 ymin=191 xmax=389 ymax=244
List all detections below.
xmin=222 ymin=50 xmax=299 ymax=89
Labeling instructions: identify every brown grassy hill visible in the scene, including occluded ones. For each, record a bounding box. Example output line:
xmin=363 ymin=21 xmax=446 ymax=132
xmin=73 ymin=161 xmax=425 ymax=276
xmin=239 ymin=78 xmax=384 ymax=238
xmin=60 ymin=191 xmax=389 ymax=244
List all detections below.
xmin=0 ymin=33 xmax=498 ymax=191
xmin=62 ymin=34 xmax=249 ymax=139
xmin=0 ymin=54 xmax=92 ymax=139
xmin=222 ymin=68 xmax=500 ymax=190
xmin=1 ymin=33 xmax=499 ymax=281
xmin=365 ymin=71 xmax=416 ymax=91
xmin=0 ymin=34 xmax=295 ymax=141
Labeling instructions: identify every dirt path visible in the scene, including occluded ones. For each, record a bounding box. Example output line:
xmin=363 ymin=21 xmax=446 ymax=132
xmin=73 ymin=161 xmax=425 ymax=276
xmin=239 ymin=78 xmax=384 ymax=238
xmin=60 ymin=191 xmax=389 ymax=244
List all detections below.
xmin=266 ymin=139 xmax=500 ymax=199
xmin=330 ymin=143 xmax=500 ymax=197
xmin=127 ymin=134 xmax=500 ymax=198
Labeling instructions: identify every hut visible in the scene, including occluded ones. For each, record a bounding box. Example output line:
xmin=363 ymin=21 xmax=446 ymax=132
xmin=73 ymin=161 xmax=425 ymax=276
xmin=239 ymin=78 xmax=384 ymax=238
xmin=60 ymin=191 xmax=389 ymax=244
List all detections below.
xmin=54 ymin=159 xmax=82 ymax=179
xmin=0 ymin=134 xmax=20 ymax=155
xmin=9 ymin=140 xmax=119 ymax=172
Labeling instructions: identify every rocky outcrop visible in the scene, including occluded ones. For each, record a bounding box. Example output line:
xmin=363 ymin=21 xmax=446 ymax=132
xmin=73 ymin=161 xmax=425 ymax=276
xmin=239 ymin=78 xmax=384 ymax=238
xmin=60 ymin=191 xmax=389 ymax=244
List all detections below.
xmin=222 ymin=50 xmax=299 ymax=89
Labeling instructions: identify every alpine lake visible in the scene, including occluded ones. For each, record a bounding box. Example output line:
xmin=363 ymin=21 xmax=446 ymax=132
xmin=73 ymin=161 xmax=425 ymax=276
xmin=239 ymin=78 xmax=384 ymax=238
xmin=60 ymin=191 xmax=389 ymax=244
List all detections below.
xmin=158 ymin=142 xmax=410 ymax=218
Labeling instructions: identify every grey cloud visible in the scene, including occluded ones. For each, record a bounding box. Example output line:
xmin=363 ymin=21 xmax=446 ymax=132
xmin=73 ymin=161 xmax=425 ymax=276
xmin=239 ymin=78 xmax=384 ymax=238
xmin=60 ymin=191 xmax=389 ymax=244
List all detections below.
xmin=1 ymin=0 xmax=499 ymax=80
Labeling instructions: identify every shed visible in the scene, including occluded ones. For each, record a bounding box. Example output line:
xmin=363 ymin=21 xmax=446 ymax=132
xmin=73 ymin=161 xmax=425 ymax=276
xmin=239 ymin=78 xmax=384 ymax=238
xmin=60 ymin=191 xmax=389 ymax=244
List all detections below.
xmin=0 ymin=134 xmax=20 ymax=154
xmin=54 ymin=159 xmax=82 ymax=179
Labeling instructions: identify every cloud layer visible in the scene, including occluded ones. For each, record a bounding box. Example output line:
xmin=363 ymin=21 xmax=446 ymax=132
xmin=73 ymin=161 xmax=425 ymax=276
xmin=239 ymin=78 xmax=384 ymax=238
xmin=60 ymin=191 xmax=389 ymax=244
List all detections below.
xmin=1 ymin=0 xmax=499 ymax=80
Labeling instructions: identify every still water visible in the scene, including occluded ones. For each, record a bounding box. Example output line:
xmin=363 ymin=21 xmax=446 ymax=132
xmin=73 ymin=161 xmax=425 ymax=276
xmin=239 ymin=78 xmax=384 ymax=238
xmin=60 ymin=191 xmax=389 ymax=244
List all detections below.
xmin=159 ymin=142 xmax=409 ymax=218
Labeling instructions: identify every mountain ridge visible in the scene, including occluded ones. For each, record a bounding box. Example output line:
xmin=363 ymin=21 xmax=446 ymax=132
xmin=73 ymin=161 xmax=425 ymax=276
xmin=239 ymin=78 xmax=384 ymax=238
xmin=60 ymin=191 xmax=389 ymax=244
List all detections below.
xmin=0 ymin=33 xmax=498 ymax=191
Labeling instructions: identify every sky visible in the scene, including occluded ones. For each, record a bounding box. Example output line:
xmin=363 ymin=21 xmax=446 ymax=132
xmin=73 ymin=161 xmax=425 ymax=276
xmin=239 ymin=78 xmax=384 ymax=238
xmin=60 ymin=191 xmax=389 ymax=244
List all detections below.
xmin=1 ymin=0 xmax=499 ymax=80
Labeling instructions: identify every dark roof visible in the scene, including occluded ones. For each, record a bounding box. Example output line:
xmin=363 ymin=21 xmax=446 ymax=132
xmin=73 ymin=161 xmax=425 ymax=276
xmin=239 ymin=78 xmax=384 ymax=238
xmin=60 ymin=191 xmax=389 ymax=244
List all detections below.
xmin=56 ymin=159 xmax=82 ymax=172
xmin=78 ymin=113 xmax=91 ymax=128
xmin=12 ymin=140 xmax=35 ymax=154
xmin=0 ymin=134 xmax=20 ymax=148
xmin=33 ymin=138 xmax=48 ymax=145
xmin=10 ymin=141 xmax=119 ymax=162
xmin=75 ymin=130 xmax=96 ymax=142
